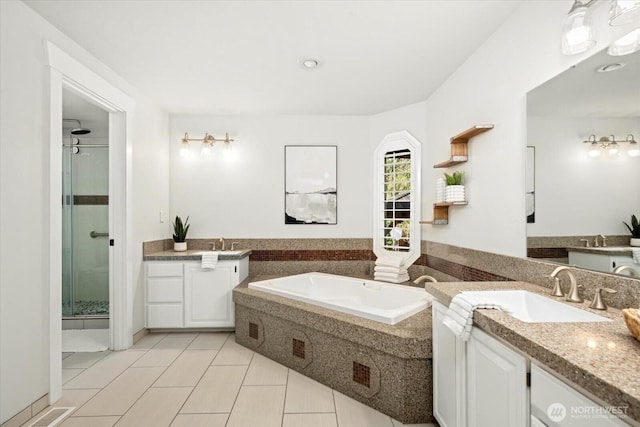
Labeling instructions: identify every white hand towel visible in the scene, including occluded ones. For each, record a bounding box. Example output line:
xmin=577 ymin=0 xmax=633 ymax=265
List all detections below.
xmin=375 ymin=256 xmax=405 ymax=268
xmin=374 ymin=265 xmax=408 ymax=274
xmin=201 ymin=252 xmax=218 ymax=270
xmin=632 ymin=248 xmax=640 ymax=264
xmin=374 ymin=272 xmax=410 ymax=283
xmin=442 ymin=293 xmax=505 ymax=341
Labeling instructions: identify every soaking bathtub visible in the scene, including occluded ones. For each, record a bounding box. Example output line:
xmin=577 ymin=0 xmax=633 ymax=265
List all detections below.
xmin=248 ymin=272 xmax=432 ymax=325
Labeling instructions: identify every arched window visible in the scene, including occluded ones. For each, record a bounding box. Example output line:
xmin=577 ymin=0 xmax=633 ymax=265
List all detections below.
xmin=373 ymin=131 xmax=422 ymax=265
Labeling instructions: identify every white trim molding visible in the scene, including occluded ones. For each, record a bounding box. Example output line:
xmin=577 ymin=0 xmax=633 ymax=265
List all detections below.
xmin=44 ymin=40 xmax=135 ymax=404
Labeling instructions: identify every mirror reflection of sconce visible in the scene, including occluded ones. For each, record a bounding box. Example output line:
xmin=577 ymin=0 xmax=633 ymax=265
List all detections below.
xmin=583 ymin=134 xmax=640 ymax=157
xmin=562 ymin=0 xmax=640 ymax=56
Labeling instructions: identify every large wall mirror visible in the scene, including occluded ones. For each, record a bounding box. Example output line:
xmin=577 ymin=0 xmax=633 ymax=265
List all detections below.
xmin=526 ymin=47 xmax=640 ymax=279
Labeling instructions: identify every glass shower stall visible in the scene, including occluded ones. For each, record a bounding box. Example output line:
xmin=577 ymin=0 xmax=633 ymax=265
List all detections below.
xmin=62 ymin=127 xmax=109 ymax=317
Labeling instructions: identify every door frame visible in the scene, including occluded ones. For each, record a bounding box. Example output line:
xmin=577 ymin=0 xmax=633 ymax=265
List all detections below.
xmin=45 ymin=41 xmax=135 ymax=403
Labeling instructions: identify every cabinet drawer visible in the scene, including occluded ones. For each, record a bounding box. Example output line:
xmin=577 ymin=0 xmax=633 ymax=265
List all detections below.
xmin=147 ymin=278 xmax=183 ymax=302
xmin=146 ymin=304 xmax=183 ymax=328
xmin=147 ymin=263 xmax=183 ymax=277
xmin=531 ymin=365 xmax=627 ymax=426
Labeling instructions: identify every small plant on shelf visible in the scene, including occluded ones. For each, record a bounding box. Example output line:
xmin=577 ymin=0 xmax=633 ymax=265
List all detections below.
xmin=443 ymin=171 xmax=465 ymax=202
xmin=172 ymin=215 xmax=190 ymax=251
xmin=624 ymin=214 xmax=640 ymax=246
xmin=443 ymin=171 xmax=464 ymax=185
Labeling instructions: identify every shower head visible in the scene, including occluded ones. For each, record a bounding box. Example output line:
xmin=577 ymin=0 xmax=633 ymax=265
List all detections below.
xmin=63 ymin=118 xmax=91 ymax=135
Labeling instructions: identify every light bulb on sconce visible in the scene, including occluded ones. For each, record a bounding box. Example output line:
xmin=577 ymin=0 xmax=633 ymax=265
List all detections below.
xmin=608 ymin=140 xmax=620 ymax=156
xmin=588 ymin=141 xmax=602 ymax=157
xmin=180 ymin=133 xmax=191 ymax=158
xmin=609 ymin=0 xmax=640 ymax=26
xmin=626 ymin=135 xmax=640 ymax=157
xmin=562 ymin=0 xmax=597 ymax=55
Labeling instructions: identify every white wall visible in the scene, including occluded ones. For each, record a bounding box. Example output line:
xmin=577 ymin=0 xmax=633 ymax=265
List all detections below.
xmin=169 ymin=115 xmax=370 ymax=238
xmin=421 ymin=0 xmax=633 ymax=257
xmin=527 ymin=116 xmax=640 ymax=237
xmin=0 ymin=1 xmax=169 ymax=422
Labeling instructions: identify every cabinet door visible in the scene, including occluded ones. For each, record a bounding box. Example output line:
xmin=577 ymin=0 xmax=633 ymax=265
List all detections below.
xmin=184 ymin=262 xmax=237 ymax=328
xmin=433 ymin=301 xmax=465 ymax=427
xmin=466 ymin=327 xmax=528 ymax=427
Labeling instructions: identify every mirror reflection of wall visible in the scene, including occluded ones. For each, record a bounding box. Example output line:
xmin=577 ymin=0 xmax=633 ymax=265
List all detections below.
xmin=526 ymin=48 xmax=640 ymax=278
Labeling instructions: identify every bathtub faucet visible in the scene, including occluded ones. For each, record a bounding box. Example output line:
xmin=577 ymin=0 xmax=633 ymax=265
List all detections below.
xmin=414 ymin=275 xmax=438 ymax=285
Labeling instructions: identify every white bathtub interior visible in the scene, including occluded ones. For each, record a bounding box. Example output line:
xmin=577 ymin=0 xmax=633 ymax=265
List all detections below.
xmin=248 ymin=272 xmax=433 ymax=325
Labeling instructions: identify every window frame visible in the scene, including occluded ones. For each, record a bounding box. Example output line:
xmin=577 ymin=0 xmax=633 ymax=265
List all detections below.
xmin=373 ymin=131 xmax=422 ymax=265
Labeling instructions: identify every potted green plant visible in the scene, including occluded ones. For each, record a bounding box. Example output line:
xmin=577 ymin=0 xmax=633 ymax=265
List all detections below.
xmin=623 ymin=214 xmax=640 ymax=247
xmin=443 ymin=171 xmax=465 ymax=202
xmin=172 ymin=215 xmax=190 ymax=251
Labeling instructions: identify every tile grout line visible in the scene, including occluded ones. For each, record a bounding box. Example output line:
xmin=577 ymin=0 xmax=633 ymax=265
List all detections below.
xmin=332 ymin=389 xmax=340 ymax=427
xmin=224 ymin=347 xmax=256 ymax=426
xmin=63 ymin=342 xmax=157 ymax=419
xmin=117 ymin=332 xmax=200 ymax=424
xmin=280 ymin=367 xmax=290 ymax=427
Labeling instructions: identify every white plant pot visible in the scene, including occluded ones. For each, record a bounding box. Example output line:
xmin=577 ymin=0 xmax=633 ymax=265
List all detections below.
xmin=631 ymin=238 xmax=640 ymax=247
xmin=174 ymin=241 xmax=187 ymax=252
xmin=445 ymin=185 xmax=465 ymax=203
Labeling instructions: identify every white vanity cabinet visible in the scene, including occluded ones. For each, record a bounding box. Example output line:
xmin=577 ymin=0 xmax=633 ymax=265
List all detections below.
xmin=531 ymin=364 xmax=628 ymax=427
xmin=145 ymin=262 xmax=185 ymax=328
xmin=567 ymin=249 xmax=635 ymax=273
xmin=145 ymin=256 xmax=249 ymax=329
xmin=432 ymin=300 xmax=528 ymax=427
xmin=183 ymin=259 xmax=248 ymax=328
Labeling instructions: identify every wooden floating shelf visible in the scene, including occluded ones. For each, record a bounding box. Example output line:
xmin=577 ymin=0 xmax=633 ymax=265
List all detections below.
xmin=433 ymin=124 xmax=494 ymax=169
xmin=422 ymin=202 xmax=468 ymax=225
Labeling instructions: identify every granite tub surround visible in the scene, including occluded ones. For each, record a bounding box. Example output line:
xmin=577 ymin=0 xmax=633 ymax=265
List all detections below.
xmin=233 ymin=276 xmax=433 ymax=424
xmin=427 ymin=280 xmax=640 ymax=425
xmin=422 ymin=240 xmax=640 ymax=309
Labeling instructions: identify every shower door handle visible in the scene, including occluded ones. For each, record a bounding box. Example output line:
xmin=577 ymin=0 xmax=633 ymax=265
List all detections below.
xmin=90 ymin=231 xmax=109 ymax=238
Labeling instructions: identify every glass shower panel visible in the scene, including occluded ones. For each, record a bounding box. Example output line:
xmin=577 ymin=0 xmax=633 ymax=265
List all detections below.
xmin=62 ymin=142 xmax=74 ymax=316
xmin=71 ymin=145 xmax=109 ymax=315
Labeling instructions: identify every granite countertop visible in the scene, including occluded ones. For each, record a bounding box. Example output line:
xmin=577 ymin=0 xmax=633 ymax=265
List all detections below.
xmin=233 ymin=275 xmax=432 ymax=360
xmin=143 ymin=249 xmax=251 ymax=261
xmin=566 ymin=246 xmax=635 ymax=256
xmin=426 ymin=280 xmax=640 ymax=425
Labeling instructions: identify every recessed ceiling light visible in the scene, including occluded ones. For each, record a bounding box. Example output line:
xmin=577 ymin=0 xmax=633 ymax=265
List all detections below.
xmin=301 ymin=59 xmax=320 ymax=69
xmin=596 ymin=62 xmax=626 ymax=72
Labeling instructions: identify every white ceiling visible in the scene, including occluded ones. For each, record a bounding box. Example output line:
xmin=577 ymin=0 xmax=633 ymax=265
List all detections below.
xmin=527 ymin=48 xmax=640 ymax=118
xmin=25 ymin=0 xmax=521 ymax=116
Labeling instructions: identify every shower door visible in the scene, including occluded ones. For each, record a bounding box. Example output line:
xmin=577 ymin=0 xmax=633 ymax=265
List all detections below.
xmin=62 ymin=136 xmax=109 ymax=317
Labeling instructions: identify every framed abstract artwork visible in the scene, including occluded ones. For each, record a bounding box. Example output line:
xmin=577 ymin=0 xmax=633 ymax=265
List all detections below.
xmin=285 ymin=145 xmax=337 ymax=224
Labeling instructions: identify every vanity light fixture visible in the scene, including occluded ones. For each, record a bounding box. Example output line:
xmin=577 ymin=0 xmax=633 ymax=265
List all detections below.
xmin=608 ymin=27 xmax=640 ymax=55
xmin=562 ymin=0 xmax=597 ymax=55
xmin=180 ymin=132 xmax=234 ymax=158
xmin=609 ymin=0 xmax=640 ymax=26
xmin=583 ymin=134 xmax=639 ymax=157
xmin=562 ymin=0 xmax=640 ymax=55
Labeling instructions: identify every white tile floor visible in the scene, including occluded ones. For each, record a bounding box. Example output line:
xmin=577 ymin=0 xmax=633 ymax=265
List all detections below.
xmin=26 ymin=332 xmax=436 ymax=427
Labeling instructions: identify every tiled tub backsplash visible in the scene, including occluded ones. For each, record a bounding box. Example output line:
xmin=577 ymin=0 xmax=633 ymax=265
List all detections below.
xmin=143 ymin=238 xmax=640 ymax=309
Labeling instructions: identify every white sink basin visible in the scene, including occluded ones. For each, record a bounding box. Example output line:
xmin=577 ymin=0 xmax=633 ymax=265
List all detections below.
xmin=462 ymin=290 xmax=610 ymax=323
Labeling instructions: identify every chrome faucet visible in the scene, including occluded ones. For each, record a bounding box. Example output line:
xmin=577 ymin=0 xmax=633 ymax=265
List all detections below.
xmin=230 ymin=241 xmax=239 ymax=250
xmin=579 ymin=239 xmax=590 ymax=248
xmin=549 ymin=266 xmax=583 ymax=303
xmin=613 ymin=265 xmax=640 ymax=277
xmin=589 ymin=287 xmax=617 ymax=310
xmin=219 ymin=237 xmax=226 ymax=251
xmin=414 ymin=275 xmax=438 ymax=285
xmin=599 ymin=234 xmax=607 ymax=247
xmin=593 ymin=235 xmax=600 ymax=247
